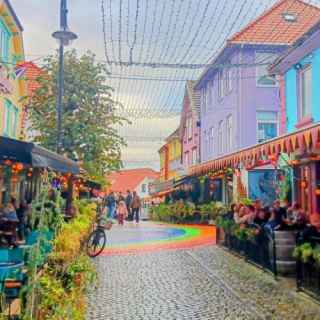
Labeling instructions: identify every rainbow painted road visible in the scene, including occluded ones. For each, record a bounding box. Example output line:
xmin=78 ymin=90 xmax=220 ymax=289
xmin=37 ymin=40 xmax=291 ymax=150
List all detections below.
xmin=102 ymin=222 xmax=216 ymax=256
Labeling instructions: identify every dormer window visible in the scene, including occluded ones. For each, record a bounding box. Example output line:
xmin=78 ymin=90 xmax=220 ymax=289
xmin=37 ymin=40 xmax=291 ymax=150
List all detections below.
xmin=282 ymin=12 xmax=297 ymax=22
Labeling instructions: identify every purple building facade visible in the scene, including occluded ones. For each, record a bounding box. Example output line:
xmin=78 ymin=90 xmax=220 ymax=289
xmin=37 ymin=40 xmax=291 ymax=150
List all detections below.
xmin=194 ymin=0 xmax=320 ymax=163
xmin=196 ymin=44 xmax=287 ymax=163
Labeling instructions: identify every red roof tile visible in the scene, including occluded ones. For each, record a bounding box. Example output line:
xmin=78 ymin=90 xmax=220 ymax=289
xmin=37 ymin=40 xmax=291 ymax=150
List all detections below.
xmin=230 ymin=0 xmax=320 ymax=45
xmin=18 ymin=61 xmax=44 ymax=97
xmin=106 ymin=168 xmax=160 ymax=193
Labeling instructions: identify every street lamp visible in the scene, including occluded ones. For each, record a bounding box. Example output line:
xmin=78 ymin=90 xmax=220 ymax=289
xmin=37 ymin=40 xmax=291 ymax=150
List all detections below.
xmin=52 ymin=0 xmax=77 ymax=154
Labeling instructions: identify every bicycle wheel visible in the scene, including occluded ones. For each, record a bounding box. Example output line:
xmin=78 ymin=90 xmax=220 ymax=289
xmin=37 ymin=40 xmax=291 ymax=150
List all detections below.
xmin=86 ymin=229 xmax=107 ymax=257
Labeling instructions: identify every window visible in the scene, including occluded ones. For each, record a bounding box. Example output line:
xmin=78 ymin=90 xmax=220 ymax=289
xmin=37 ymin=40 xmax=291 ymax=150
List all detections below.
xmin=201 ymin=88 xmax=207 ymax=113
xmin=226 ymin=115 xmax=232 ymax=152
xmin=3 ymin=99 xmax=10 ymax=136
xmin=256 ymin=52 xmax=278 ymax=86
xmin=209 ymin=127 xmax=214 ymax=154
xmin=218 ymin=121 xmax=223 ymax=154
xmin=207 ymin=80 xmax=213 ymax=107
xmin=184 ymin=152 xmax=189 ymax=166
xmin=0 ymin=19 xmax=10 ymax=62
xmin=3 ymin=99 xmax=18 ymax=138
xmin=299 ymin=65 xmax=312 ymax=120
xmin=187 ymin=118 xmax=193 ymax=139
xmin=218 ymin=70 xmax=224 ymax=98
xmin=192 ymin=148 xmax=197 ymax=165
xmin=141 ymin=184 xmax=146 ymax=193
xmin=224 ymin=65 xmax=232 ymax=93
xmin=257 ymin=111 xmax=278 ymax=143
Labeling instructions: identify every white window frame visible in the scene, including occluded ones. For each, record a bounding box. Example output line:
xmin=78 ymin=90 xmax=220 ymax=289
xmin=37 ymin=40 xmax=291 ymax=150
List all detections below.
xmin=255 ymin=52 xmax=278 ymax=87
xmin=192 ymin=148 xmax=197 ymax=165
xmin=224 ymin=65 xmax=232 ymax=94
xmin=218 ymin=70 xmax=224 ymax=99
xmin=184 ymin=151 xmax=189 ymax=166
xmin=187 ymin=117 xmax=193 ymax=139
xmin=202 ymin=88 xmax=207 ymax=113
xmin=226 ymin=115 xmax=232 ymax=152
xmin=210 ymin=127 xmax=214 ymax=154
xmin=256 ymin=111 xmax=279 ymax=143
xmin=218 ymin=121 xmax=223 ymax=154
xmin=299 ymin=64 xmax=312 ymax=120
xmin=141 ymin=184 xmax=146 ymax=193
xmin=0 ymin=20 xmax=11 ymax=62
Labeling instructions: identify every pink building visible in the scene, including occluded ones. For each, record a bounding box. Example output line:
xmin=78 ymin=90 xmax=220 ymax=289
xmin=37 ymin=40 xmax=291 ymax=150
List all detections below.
xmin=179 ymin=81 xmax=201 ymax=171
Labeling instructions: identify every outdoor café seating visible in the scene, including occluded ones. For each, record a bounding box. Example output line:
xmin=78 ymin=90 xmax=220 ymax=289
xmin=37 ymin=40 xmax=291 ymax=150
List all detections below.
xmin=0 ymin=220 xmax=19 ymax=247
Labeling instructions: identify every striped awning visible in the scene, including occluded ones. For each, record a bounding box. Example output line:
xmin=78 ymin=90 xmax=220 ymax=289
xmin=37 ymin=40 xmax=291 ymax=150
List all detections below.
xmin=189 ymin=122 xmax=320 ymax=176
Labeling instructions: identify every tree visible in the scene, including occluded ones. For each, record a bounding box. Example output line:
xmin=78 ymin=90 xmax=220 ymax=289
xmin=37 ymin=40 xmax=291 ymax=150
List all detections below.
xmin=28 ymin=50 xmax=127 ymax=183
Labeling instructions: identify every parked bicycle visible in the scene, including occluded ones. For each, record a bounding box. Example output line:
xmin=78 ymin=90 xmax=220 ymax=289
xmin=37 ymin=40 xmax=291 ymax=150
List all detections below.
xmin=86 ymin=206 xmax=112 ymax=257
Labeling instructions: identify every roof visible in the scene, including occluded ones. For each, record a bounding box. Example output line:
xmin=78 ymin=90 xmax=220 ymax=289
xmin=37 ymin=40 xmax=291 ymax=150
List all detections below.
xmin=106 ymin=168 xmax=160 ymax=193
xmin=18 ymin=62 xmax=44 ymax=97
xmin=3 ymin=0 xmax=23 ymax=32
xmin=165 ymin=127 xmax=180 ymax=142
xmin=179 ymin=81 xmax=200 ymax=137
xmin=269 ymin=21 xmax=320 ymax=74
xmin=196 ymin=0 xmax=320 ymax=89
xmin=186 ymin=80 xmax=201 ymax=116
xmin=230 ymin=0 xmax=320 ymax=46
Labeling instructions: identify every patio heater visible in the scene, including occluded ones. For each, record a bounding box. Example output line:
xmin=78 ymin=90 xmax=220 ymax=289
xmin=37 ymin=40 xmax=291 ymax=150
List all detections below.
xmin=52 ymin=0 xmax=77 ymax=154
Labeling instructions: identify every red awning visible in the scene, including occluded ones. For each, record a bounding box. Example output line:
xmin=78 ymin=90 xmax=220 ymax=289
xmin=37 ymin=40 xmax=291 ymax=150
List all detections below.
xmin=189 ymin=123 xmax=320 ymax=176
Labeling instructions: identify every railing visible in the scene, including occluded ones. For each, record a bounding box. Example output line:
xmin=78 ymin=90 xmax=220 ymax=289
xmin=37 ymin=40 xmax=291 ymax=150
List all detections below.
xmin=296 ymin=235 xmax=320 ymax=300
xmin=219 ymin=225 xmax=277 ymax=277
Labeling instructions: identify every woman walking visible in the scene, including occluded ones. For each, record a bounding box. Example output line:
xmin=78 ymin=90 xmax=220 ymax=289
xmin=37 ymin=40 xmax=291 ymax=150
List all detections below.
xmin=131 ymin=191 xmax=141 ymax=224
xmin=116 ymin=201 xmax=128 ymax=226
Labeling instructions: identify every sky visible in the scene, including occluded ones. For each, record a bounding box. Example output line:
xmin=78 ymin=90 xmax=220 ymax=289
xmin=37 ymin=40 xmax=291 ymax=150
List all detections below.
xmin=10 ymin=0 xmax=320 ymax=171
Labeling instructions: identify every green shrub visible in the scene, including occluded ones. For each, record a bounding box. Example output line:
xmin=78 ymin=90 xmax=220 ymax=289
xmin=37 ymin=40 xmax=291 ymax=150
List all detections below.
xmin=293 ymin=243 xmax=313 ymax=263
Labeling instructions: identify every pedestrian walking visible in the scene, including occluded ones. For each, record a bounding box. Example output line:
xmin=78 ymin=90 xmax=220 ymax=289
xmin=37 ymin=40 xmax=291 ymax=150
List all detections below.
xmin=118 ymin=191 xmax=125 ymax=203
xmin=131 ymin=191 xmax=141 ymax=223
xmin=105 ymin=191 xmax=116 ymax=219
xmin=116 ymin=200 xmax=128 ymax=226
xmin=125 ymin=190 xmax=133 ymax=221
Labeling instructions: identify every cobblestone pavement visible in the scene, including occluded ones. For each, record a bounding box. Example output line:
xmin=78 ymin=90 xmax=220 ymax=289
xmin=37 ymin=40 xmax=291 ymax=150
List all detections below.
xmin=86 ymin=222 xmax=320 ymax=320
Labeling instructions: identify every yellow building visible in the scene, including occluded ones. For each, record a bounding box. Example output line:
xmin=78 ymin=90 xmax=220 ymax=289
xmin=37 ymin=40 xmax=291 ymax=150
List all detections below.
xmin=0 ymin=0 xmax=26 ymax=139
xmin=158 ymin=128 xmax=182 ymax=182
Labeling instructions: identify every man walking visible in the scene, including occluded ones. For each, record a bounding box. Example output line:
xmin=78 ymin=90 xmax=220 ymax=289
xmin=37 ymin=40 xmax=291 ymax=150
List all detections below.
xmin=106 ymin=191 xmax=116 ymax=219
xmin=131 ymin=191 xmax=141 ymax=223
xmin=125 ymin=190 xmax=133 ymax=221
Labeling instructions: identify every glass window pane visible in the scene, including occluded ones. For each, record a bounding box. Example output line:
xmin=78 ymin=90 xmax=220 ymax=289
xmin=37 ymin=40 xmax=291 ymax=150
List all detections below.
xmin=301 ymin=66 xmax=312 ymax=118
xmin=256 ymin=52 xmax=278 ymax=86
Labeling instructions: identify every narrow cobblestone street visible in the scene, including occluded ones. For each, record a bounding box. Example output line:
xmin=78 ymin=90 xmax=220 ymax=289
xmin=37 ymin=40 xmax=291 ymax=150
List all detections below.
xmin=86 ymin=222 xmax=320 ymax=320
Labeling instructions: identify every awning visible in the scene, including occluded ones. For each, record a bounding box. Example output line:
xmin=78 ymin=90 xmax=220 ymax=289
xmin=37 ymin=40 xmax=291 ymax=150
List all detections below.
xmin=189 ymin=122 xmax=320 ymax=176
xmin=173 ymin=175 xmax=195 ymax=187
xmin=0 ymin=136 xmax=80 ymax=174
xmin=151 ymin=188 xmax=177 ymax=198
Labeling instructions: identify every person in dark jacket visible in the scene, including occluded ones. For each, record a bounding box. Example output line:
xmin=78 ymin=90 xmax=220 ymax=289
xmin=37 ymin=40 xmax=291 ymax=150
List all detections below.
xmin=105 ymin=191 xmax=116 ymax=219
xmin=125 ymin=190 xmax=133 ymax=221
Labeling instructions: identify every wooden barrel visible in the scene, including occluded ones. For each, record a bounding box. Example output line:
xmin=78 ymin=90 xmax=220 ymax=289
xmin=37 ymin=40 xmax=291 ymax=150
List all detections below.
xmin=273 ymin=231 xmax=297 ymax=275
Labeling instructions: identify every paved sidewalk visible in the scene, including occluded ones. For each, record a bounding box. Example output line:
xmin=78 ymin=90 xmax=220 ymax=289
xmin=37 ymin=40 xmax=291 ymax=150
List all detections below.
xmin=86 ymin=222 xmax=320 ymax=320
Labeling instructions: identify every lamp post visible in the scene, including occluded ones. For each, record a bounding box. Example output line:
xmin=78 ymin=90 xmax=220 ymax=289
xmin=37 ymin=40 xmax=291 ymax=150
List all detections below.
xmin=52 ymin=0 xmax=77 ymax=154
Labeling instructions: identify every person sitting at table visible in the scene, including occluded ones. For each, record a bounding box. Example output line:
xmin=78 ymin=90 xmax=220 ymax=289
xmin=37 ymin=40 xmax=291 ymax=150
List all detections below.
xmin=17 ymin=200 xmax=29 ymax=241
xmin=2 ymin=203 xmax=19 ymax=222
xmin=0 ymin=203 xmax=19 ymax=246
xmin=284 ymin=202 xmax=306 ymax=229
xmin=237 ymin=205 xmax=256 ymax=225
xmin=264 ymin=207 xmax=283 ymax=231
xmin=254 ymin=208 xmax=269 ymax=226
